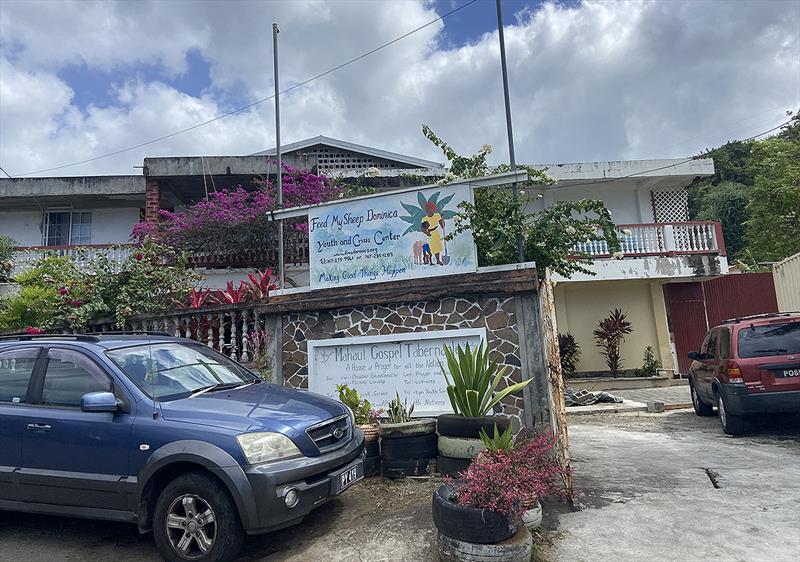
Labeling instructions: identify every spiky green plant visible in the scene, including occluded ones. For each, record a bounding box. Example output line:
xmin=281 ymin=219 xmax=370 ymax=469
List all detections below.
xmin=386 ymin=391 xmax=414 ymax=423
xmin=439 ymin=342 xmax=532 ymax=417
xmin=398 ymin=190 xmax=458 ymax=235
xmin=479 ymin=423 xmax=514 ymax=452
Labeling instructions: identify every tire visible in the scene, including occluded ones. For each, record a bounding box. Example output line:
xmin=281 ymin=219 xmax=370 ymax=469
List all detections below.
xmin=437 ymin=527 xmax=533 ymax=562
xmin=379 ymin=418 xmax=437 ymax=438
xmin=437 ymin=435 xmax=486 ymax=459
xmin=382 ymin=458 xmax=430 ymax=479
xmin=521 ymin=501 xmax=542 ymax=531
xmin=691 ymin=383 xmax=714 ymax=417
xmin=153 ymin=471 xmax=244 ymax=562
xmin=432 ymin=484 xmax=517 ymax=544
xmin=718 ymin=392 xmax=746 ymax=435
xmin=365 ymin=440 xmax=380 ymax=457
xmin=381 ymin=433 xmax=437 ymax=461
xmin=437 ymin=414 xmax=510 ymax=439
xmin=437 ymin=455 xmax=472 ymax=478
xmin=364 ymin=455 xmax=381 ymax=477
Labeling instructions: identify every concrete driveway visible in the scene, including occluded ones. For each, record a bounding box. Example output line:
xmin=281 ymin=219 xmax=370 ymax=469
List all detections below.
xmin=541 ymin=410 xmax=800 ymax=562
xmin=1 ymin=411 xmax=797 ymax=562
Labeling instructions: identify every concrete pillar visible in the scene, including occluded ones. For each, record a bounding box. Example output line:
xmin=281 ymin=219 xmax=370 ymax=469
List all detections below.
xmin=144 ymin=179 xmax=161 ymax=223
xmin=650 ymin=280 xmax=674 ymax=372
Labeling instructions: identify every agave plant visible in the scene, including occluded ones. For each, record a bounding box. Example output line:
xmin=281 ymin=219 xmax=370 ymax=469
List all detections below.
xmin=479 ymin=423 xmax=514 ymax=452
xmin=439 ymin=342 xmax=532 ymax=417
xmin=386 ymin=391 xmax=415 ymax=424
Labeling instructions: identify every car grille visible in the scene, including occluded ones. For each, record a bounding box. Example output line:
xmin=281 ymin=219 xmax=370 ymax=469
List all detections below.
xmin=305 ymin=414 xmax=351 ymax=454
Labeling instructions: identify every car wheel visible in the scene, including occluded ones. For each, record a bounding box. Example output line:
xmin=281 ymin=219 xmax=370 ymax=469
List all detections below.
xmin=691 ymin=383 xmax=714 ymax=417
xmin=153 ymin=471 xmax=244 ymax=562
xmin=717 ymin=393 xmax=746 ymax=436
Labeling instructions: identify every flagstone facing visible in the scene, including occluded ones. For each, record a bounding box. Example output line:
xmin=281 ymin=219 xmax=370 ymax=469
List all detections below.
xmin=282 ymin=295 xmax=526 ymax=427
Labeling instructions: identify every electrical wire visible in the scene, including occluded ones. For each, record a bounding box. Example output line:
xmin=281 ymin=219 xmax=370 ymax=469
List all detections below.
xmin=8 ymin=0 xmax=480 ymax=177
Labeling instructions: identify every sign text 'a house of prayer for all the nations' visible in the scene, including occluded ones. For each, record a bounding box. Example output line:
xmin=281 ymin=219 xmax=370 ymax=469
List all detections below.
xmin=308 ymin=184 xmax=477 ymax=289
xmin=307 ymin=329 xmax=486 ymax=416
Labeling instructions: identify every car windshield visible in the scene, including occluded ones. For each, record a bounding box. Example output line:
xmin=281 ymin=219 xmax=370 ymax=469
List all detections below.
xmin=737 ymin=321 xmax=800 ymax=358
xmin=107 ymin=342 xmax=259 ymax=401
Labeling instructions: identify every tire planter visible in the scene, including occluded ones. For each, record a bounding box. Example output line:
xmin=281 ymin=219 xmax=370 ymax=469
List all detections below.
xmin=437 ymin=436 xmax=486 ymax=460
xmin=381 ymin=458 xmax=430 ymax=479
xmin=365 ymin=440 xmax=380 ymax=458
xmin=437 ymin=455 xmax=471 ymax=478
xmin=378 ymin=418 xmax=437 ymax=438
xmin=432 ymin=484 xmax=518 ymax=544
xmin=381 ymin=433 xmax=437 ymax=461
xmin=364 ymin=454 xmax=381 ymax=478
xmin=437 ymin=527 xmax=533 ymax=562
xmin=521 ymin=501 xmax=542 ymax=531
xmin=437 ymin=414 xmax=510 ymax=439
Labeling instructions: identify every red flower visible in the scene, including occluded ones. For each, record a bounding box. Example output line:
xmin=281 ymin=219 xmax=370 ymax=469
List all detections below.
xmin=135 ymin=253 xmax=144 ymax=261
xmin=24 ymin=326 xmax=45 ymax=334
xmin=58 ymin=286 xmax=69 ymax=295
xmin=73 ymin=300 xmax=83 ymax=307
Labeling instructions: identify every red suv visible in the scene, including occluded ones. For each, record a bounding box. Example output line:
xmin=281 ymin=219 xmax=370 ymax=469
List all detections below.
xmin=688 ymin=312 xmax=800 ymax=435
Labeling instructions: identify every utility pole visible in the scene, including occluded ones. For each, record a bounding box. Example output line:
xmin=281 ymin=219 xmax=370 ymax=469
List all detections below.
xmin=273 ymin=22 xmax=284 ymax=289
xmin=495 ymin=0 xmax=525 ymax=263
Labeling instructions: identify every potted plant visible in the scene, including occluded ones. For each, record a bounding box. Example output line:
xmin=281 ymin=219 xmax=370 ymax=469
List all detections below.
xmin=336 ymin=384 xmax=381 ymax=441
xmin=432 ymin=428 xmax=565 ymax=561
xmin=379 ymin=391 xmax=437 ymax=479
xmin=436 ymin=342 xmax=531 ymax=476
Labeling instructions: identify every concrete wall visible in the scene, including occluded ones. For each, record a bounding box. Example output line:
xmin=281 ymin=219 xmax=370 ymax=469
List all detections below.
xmin=531 ymin=182 xmax=651 ymax=224
xmin=552 ymin=255 xmax=728 ymax=283
xmin=554 ymin=279 xmax=673 ymax=373
xmin=773 ymin=251 xmax=800 ymax=312
xmin=0 ymin=206 xmax=139 ymax=246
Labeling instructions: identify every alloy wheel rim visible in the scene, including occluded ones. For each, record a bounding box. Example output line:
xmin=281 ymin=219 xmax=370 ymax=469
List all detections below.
xmin=691 ymin=387 xmax=698 ymax=408
xmin=719 ymin=398 xmax=727 ymax=426
xmin=166 ymin=494 xmax=217 ymax=560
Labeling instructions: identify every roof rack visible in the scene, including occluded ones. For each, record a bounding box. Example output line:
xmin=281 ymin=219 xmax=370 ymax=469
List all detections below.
xmin=0 ymin=331 xmax=173 ymax=342
xmin=721 ymin=312 xmax=799 ymax=324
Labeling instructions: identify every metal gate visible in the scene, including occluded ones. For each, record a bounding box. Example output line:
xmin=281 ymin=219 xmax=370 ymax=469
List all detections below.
xmin=665 ymin=273 xmax=779 ymax=374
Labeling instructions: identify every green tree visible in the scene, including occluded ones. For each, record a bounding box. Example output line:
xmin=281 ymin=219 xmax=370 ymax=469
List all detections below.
xmin=746 ymin=136 xmax=800 ymax=261
xmin=691 ymin=181 xmax=750 ymax=258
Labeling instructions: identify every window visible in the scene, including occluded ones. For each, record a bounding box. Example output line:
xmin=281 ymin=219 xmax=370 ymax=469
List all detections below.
xmin=41 ymin=349 xmax=111 ymax=407
xmin=718 ymin=328 xmax=731 ymax=359
xmin=705 ymin=330 xmax=719 ymax=360
xmin=0 ymin=349 xmax=39 ymax=404
xmin=737 ymin=321 xmax=800 ymax=358
xmin=43 ymin=211 xmax=92 ymax=246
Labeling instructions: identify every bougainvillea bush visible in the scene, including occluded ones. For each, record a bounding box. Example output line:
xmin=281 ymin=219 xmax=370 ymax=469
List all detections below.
xmin=452 ymin=430 xmax=566 ymax=520
xmin=131 ymin=163 xmax=340 ymax=255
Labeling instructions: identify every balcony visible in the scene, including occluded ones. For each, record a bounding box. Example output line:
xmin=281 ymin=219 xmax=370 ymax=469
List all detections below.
xmin=558 ymin=221 xmax=728 ymax=282
xmin=11 ymin=244 xmax=135 ymax=277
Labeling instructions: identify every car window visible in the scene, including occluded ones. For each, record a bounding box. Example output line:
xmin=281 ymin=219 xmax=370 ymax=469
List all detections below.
xmin=41 ymin=349 xmax=112 ymax=408
xmin=0 ymin=348 xmax=40 ymax=404
xmin=106 ymin=342 xmax=257 ymax=401
xmin=718 ymin=328 xmax=731 ymax=359
xmin=737 ymin=321 xmax=800 ymax=359
xmin=700 ymin=332 xmax=712 ymax=357
xmin=705 ymin=330 xmax=718 ymax=360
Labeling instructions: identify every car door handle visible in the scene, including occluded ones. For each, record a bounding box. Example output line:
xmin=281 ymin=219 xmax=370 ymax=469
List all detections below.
xmin=26 ymin=423 xmax=52 ymax=432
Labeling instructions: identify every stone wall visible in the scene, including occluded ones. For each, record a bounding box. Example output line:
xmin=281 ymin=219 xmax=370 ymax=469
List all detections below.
xmin=282 ymin=294 xmax=528 ymax=428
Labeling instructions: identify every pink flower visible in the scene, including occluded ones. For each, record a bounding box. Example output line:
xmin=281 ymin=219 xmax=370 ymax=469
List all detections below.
xmin=58 ymin=287 xmax=69 ymax=295
xmin=135 ymin=253 xmax=144 ymax=261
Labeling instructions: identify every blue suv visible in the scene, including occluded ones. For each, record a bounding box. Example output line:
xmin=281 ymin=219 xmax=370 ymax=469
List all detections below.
xmin=0 ymin=333 xmax=365 ymax=562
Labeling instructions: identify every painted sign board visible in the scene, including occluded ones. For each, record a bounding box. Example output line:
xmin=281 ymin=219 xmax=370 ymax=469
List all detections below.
xmin=307 ymin=328 xmax=486 ymax=416
xmin=308 ymin=184 xmax=477 ymax=289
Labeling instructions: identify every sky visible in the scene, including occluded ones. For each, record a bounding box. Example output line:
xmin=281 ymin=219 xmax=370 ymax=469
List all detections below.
xmin=0 ymin=0 xmax=798 ymax=178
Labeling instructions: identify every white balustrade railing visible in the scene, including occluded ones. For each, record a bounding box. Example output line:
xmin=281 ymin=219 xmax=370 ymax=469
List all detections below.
xmin=11 ymin=244 xmax=134 ymax=276
xmin=574 ymin=221 xmax=723 ymax=258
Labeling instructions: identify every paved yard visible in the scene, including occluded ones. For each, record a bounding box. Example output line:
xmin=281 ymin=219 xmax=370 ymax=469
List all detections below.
xmin=1 ymin=410 xmax=798 ymax=562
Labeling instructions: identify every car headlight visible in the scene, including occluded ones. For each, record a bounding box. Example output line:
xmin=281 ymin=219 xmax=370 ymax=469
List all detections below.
xmin=236 ymin=432 xmax=302 ymax=464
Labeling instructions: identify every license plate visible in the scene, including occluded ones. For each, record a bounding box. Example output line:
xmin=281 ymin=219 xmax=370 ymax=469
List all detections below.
xmin=777 ymin=368 xmax=800 ymax=378
xmin=331 ymin=461 xmax=363 ymax=495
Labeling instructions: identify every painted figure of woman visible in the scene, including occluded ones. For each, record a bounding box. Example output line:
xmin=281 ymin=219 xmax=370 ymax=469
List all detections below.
xmin=421 ymin=201 xmax=445 ymax=266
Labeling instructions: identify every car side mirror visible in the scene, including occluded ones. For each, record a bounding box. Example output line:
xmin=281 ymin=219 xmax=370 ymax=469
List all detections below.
xmin=81 ymin=391 xmax=119 ymax=413
xmin=687 ymin=351 xmax=703 ymax=361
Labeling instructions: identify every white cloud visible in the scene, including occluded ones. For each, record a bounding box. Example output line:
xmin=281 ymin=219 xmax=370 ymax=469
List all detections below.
xmin=0 ymin=0 xmax=797 ymax=177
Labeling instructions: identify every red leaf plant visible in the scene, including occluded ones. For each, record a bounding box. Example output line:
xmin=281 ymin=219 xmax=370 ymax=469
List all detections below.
xmin=187 ymin=289 xmax=214 ymax=308
xmin=449 ymin=430 xmax=566 ymax=521
xmin=217 ymin=281 xmax=252 ymax=304
xmin=246 ymin=269 xmax=277 ymax=300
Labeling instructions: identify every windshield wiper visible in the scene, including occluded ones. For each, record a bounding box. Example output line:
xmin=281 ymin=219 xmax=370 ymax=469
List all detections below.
xmin=189 ymin=382 xmax=242 ymax=398
xmin=752 ymin=348 xmax=789 ymax=354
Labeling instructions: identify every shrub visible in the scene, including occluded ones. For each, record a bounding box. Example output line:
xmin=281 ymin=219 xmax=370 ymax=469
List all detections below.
xmin=453 ymin=430 xmax=565 ymax=520
xmin=634 ymin=346 xmax=662 ymax=377
xmin=440 ymin=342 xmax=531 ymax=417
xmin=557 ymin=333 xmax=581 ymax=378
xmin=336 ymin=384 xmax=374 ymax=425
xmin=593 ymin=309 xmax=633 ymax=376
xmin=0 ymin=235 xmax=16 ymax=282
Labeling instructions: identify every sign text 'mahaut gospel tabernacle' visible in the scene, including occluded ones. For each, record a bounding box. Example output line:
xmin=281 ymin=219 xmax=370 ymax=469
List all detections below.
xmin=308 ymin=184 xmax=477 ymax=289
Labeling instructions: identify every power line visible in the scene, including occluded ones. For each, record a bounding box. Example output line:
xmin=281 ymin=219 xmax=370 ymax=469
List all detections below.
xmin=9 ymin=0 xmax=480 ymax=178
xmin=543 ymin=119 xmax=792 ymax=188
